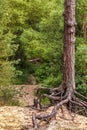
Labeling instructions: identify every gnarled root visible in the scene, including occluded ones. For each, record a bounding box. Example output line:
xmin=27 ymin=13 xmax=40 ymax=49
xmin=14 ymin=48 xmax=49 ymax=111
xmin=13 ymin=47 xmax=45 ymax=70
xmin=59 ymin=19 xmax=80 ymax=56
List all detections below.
xmin=32 ymin=85 xmax=87 ymax=130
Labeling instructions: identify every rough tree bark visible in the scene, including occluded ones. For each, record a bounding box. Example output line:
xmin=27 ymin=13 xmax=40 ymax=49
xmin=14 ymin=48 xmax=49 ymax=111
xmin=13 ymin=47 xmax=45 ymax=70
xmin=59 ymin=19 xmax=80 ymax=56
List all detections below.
xmin=23 ymin=0 xmax=87 ymax=129
xmin=63 ymin=0 xmax=76 ymax=96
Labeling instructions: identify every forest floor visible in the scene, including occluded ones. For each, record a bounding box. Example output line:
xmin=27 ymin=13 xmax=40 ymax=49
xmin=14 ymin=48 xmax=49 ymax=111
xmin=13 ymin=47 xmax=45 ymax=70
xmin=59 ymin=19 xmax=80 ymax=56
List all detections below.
xmin=0 ymin=85 xmax=87 ymax=130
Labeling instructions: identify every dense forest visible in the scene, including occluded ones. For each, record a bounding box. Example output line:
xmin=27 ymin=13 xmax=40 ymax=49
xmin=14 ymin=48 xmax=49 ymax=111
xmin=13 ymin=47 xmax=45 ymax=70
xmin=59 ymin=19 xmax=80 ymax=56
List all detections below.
xmin=0 ymin=0 xmax=87 ymax=105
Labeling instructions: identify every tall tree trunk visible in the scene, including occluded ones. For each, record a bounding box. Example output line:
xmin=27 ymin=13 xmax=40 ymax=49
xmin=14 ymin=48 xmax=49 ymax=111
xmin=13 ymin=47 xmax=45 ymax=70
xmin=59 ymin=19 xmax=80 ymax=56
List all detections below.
xmin=63 ymin=0 xmax=76 ymax=94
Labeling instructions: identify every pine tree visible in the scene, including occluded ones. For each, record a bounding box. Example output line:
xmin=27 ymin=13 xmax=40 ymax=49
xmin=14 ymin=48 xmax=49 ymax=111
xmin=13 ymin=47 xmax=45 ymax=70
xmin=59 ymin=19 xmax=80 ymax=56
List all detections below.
xmin=28 ymin=1 xmax=87 ymax=129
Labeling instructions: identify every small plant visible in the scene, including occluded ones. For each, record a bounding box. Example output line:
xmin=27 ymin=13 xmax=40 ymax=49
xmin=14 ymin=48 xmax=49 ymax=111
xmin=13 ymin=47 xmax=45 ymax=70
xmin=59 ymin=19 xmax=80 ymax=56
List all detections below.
xmin=0 ymin=86 xmax=20 ymax=106
xmin=41 ymin=97 xmax=50 ymax=106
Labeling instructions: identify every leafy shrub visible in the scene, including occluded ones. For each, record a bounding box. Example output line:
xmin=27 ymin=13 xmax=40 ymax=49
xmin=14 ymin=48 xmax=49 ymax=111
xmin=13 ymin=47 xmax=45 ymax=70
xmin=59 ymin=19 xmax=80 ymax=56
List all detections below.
xmin=76 ymin=38 xmax=87 ymax=96
xmin=0 ymin=86 xmax=20 ymax=106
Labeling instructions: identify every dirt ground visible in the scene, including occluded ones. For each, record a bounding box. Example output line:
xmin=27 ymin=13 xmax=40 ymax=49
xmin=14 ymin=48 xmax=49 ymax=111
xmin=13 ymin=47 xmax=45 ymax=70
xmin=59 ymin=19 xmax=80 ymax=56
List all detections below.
xmin=0 ymin=85 xmax=87 ymax=130
xmin=15 ymin=84 xmax=41 ymax=106
xmin=0 ymin=106 xmax=87 ymax=130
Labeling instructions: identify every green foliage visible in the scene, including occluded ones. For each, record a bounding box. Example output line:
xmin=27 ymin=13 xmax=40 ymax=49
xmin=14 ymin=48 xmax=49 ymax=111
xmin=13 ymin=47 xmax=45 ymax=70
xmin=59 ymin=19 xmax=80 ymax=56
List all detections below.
xmin=75 ymin=0 xmax=87 ymax=95
xmin=19 ymin=0 xmax=64 ymax=86
xmin=41 ymin=97 xmax=50 ymax=106
xmin=35 ymin=63 xmax=62 ymax=87
xmin=0 ymin=0 xmax=21 ymax=105
xmin=76 ymin=0 xmax=87 ymax=37
xmin=0 ymin=0 xmax=87 ymax=100
xmin=0 ymin=0 xmax=17 ymax=85
xmin=76 ymin=38 xmax=87 ymax=96
xmin=9 ymin=0 xmax=87 ymax=96
xmin=0 ymin=86 xmax=20 ymax=106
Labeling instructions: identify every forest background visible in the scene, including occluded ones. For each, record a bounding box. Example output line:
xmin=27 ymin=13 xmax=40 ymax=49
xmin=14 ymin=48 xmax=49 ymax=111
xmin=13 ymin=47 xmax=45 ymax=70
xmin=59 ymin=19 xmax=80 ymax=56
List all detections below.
xmin=0 ymin=0 xmax=87 ymax=105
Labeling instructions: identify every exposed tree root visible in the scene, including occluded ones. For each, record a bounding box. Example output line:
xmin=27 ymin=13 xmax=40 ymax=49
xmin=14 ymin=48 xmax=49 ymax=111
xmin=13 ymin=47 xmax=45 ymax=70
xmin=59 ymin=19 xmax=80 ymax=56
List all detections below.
xmin=31 ymin=85 xmax=87 ymax=130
